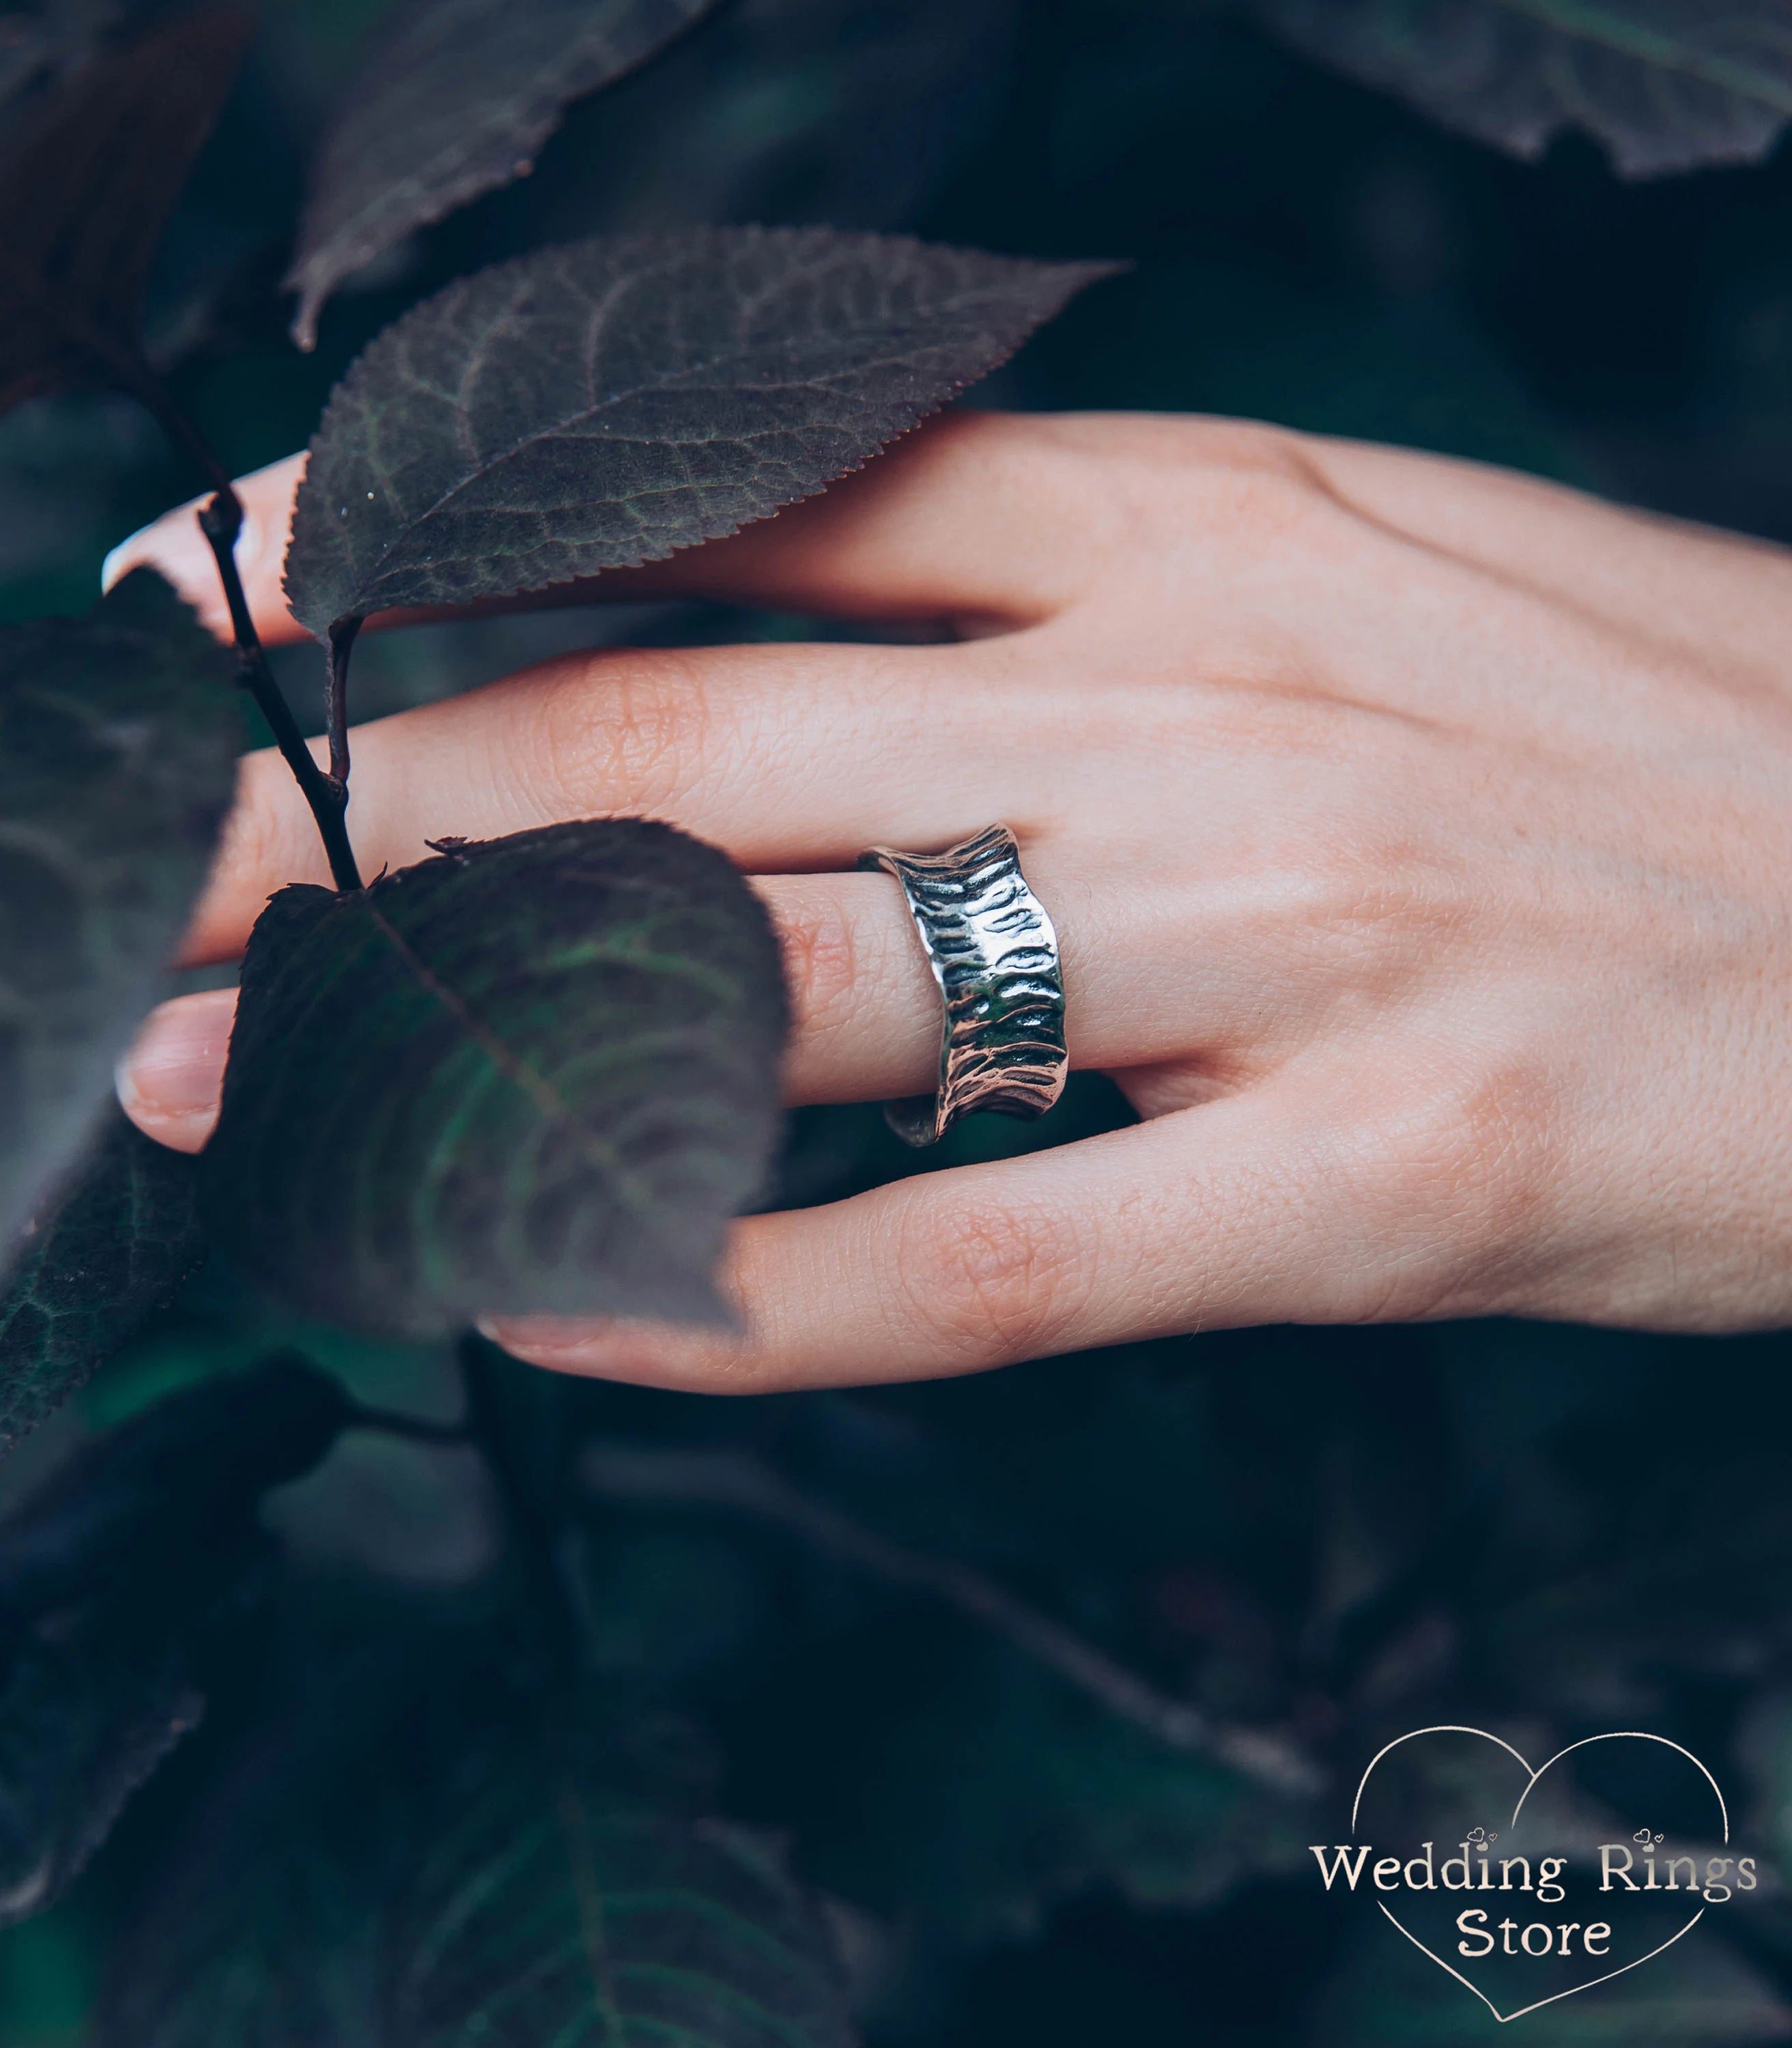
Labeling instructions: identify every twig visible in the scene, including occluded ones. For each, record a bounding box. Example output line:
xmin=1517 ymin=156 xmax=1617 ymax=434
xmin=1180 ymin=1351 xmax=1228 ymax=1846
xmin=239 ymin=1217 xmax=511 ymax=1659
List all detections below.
xmin=579 ymin=1440 xmax=1324 ymax=1797
xmin=326 ymin=617 xmax=361 ymax=794
xmin=459 ymin=1333 xmax=582 ymax=1680
xmin=195 ymin=491 xmax=362 ymax=891
xmin=347 ymin=1402 xmax=469 ymax=1447
xmin=94 ymin=330 xmax=362 ymax=892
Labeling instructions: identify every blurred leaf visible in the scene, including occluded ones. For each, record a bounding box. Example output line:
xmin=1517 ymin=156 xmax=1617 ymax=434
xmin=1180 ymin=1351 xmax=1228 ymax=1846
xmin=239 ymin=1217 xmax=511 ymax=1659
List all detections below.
xmin=1739 ymin=1688 xmax=1792 ymax=1877
xmin=573 ymin=1524 xmax=766 ymax=1679
xmin=99 ymin=1698 xmax=857 ymax=2047
xmin=0 ymin=1356 xmax=351 ymax=1927
xmin=477 ymin=0 xmax=1025 ymax=242
xmin=399 ymin=1776 xmax=857 ymax=2047
xmin=0 ymin=1113 xmax=205 ymax=1453
xmin=1468 ymin=1350 xmax=1792 ymax=1721
xmin=1253 ymin=0 xmax=1792 ymax=177
xmin=0 ymin=570 xmax=238 ymax=1251
xmin=0 ymin=0 xmax=115 ymax=112
xmin=201 ymin=820 xmax=788 ymax=1338
xmin=281 ymin=227 xmax=1114 ymax=642
xmin=285 ymin=0 xmax=724 ymax=349
xmin=0 ymin=7 xmax=251 ymax=413
xmin=827 ymin=1645 xmax=1312 ymax=1945
xmin=0 ymin=1352 xmax=350 ymax=1615
xmin=0 ymin=1593 xmax=203 ymax=1926
xmin=264 ymin=1428 xmax=498 ymax=1586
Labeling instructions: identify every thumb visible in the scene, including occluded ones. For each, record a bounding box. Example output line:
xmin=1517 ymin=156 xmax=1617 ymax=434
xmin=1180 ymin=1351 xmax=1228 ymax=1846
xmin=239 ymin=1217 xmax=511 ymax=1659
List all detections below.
xmin=116 ymin=989 xmax=237 ymax=1154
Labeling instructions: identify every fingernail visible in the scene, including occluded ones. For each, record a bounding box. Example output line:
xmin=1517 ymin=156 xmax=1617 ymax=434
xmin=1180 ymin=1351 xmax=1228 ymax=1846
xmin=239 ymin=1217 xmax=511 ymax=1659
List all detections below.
xmin=102 ymin=506 xmax=205 ymax=593
xmin=479 ymin=1316 xmax=685 ymax=1383
xmin=101 ymin=502 xmax=255 ymax=626
xmin=116 ymin=989 xmax=237 ymax=1153
xmin=478 ymin=1315 xmax=631 ymax=1362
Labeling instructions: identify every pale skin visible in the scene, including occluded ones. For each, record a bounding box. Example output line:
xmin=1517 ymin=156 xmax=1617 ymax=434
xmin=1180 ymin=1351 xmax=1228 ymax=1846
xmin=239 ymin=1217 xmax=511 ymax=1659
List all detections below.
xmin=106 ymin=409 xmax=1792 ymax=1388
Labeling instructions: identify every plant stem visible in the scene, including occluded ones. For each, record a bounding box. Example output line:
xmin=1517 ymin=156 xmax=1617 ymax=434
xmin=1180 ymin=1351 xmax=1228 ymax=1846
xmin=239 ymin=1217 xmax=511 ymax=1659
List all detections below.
xmin=195 ymin=490 xmax=362 ymax=891
xmin=458 ymin=1333 xmax=582 ymax=1679
xmin=348 ymin=1402 xmax=470 ymax=1446
xmin=326 ymin=617 xmax=361 ymax=793
xmin=103 ymin=338 xmax=362 ymax=892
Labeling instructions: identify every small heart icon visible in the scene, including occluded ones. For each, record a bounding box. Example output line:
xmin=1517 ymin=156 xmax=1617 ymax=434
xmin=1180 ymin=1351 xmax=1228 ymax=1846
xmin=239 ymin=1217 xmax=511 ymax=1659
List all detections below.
xmin=1341 ymin=1726 xmax=1735 ymax=2023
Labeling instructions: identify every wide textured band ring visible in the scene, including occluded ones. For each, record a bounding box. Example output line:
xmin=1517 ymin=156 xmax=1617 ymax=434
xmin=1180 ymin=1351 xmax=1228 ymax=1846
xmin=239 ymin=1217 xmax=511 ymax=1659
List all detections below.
xmin=857 ymin=823 xmax=1068 ymax=1147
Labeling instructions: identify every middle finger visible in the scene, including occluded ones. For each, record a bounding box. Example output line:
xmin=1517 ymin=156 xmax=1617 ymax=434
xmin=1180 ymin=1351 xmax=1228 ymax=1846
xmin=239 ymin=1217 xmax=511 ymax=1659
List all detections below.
xmin=183 ymin=635 xmax=1079 ymax=964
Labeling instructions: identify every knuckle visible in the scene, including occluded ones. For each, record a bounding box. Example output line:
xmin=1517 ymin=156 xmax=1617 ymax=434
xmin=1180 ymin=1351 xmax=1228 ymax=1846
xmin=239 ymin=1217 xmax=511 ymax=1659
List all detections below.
xmin=221 ymin=750 xmax=299 ymax=893
xmin=1447 ymin=1062 xmax=1554 ymax=1245
xmin=531 ymin=653 xmax=711 ymax=814
xmin=1065 ymin=417 xmax=1335 ymax=554
xmin=777 ymin=894 xmax=860 ymax=1042
xmin=1283 ymin=815 xmax=1470 ymax=992
xmin=1160 ymin=424 xmax=1370 ymax=570
xmin=1197 ymin=416 xmax=1319 ymax=480
xmin=1204 ymin=459 xmax=1335 ymax=542
xmin=929 ymin=408 xmax=1048 ymax=459
xmin=891 ymin=1196 xmax=1090 ymax=1367
xmin=1062 ymin=410 xmax=1316 ymax=483
xmin=1348 ymin=1055 xmax=1556 ymax=1322
xmin=1333 ymin=874 xmax=1457 ymax=976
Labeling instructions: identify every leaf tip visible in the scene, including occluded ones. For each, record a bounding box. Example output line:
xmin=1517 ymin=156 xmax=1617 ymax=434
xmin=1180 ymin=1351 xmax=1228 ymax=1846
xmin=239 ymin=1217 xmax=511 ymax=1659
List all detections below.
xmin=287 ymin=294 xmax=322 ymax=354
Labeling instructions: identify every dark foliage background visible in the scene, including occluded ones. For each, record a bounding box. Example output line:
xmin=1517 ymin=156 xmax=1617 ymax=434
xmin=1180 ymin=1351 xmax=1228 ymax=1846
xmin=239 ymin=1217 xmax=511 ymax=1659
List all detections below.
xmin=8 ymin=2 xmax=1792 ymax=2043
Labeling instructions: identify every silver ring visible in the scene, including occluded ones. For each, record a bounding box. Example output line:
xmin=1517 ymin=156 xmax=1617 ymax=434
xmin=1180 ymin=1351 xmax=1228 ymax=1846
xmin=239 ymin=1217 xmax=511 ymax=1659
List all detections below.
xmin=857 ymin=823 xmax=1068 ymax=1147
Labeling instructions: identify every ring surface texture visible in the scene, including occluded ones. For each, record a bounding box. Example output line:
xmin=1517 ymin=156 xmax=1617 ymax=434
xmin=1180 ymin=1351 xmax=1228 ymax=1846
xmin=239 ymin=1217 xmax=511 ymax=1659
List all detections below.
xmin=857 ymin=823 xmax=1068 ymax=1147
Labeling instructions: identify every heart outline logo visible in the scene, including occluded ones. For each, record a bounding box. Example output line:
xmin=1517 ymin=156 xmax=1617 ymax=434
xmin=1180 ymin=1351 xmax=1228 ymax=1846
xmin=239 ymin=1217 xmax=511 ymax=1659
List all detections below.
xmin=1352 ymin=1725 xmax=1729 ymax=2024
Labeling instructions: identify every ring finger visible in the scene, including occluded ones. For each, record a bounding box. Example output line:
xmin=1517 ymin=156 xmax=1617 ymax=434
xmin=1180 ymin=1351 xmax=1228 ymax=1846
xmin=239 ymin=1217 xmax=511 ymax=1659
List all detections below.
xmin=123 ymin=845 xmax=1262 ymax=1151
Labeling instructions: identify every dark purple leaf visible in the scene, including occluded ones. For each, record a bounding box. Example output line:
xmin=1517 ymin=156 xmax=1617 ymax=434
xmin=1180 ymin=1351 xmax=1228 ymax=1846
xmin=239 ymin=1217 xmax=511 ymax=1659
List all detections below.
xmin=0 ymin=7 xmax=251 ymax=412
xmin=0 ymin=1113 xmax=206 ymax=1453
xmin=1255 ymin=0 xmax=1792 ymax=176
xmin=285 ymin=0 xmax=723 ymax=349
xmin=282 ymin=227 xmax=1115 ymax=640
xmin=200 ymin=820 xmax=788 ymax=1339
xmin=0 ymin=571 xmax=239 ymax=1252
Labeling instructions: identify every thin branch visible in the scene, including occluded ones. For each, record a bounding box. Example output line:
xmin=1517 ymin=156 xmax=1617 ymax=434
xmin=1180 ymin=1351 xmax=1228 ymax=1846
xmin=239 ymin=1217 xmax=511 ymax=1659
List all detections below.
xmin=326 ymin=617 xmax=361 ymax=793
xmin=347 ymin=1402 xmax=470 ymax=1446
xmin=195 ymin=490 xmax=362 ymax=892
xmin=94 ymin=332 xmax=363 ymax=892
xmin=459 ymin=1333 xmax=582 ymax=1680
xmin=64 ymin=313 xmax=237 ymax=501
xmin=580 ymin=1440 xmax=1324 ymax=1798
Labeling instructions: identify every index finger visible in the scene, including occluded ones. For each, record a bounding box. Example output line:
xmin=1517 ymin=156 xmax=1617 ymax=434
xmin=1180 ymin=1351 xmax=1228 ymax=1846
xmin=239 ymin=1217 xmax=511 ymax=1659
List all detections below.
xmin=101 ymin=410 xmax=1113 ymax=645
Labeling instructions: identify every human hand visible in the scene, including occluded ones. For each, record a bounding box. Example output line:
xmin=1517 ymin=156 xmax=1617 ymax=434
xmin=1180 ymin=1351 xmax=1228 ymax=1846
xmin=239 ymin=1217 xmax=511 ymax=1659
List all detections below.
xmin=109 ymin=410 xmax=1792 ymax=1385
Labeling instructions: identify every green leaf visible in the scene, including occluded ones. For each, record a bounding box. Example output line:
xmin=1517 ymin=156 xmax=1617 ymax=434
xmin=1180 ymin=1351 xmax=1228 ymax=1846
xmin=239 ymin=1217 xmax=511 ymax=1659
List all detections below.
xmin=1252 ymin=0 xmax=1792 ymax=176
xmin=0 ymin=1113 xmax=206 ymax=1453
xmin=0 ymin=1356 xmax=352 ymax=1925
xmin=0 ymin=8 xmax=251 ymax=413
xmin=285 ymin=0 xmax=724 ymax=350
xmin=282 ymin=227 xmax=1115 ymax=642
xmin=0 ymin=570 xmax=239 ymax=1249
xmin=98 ymin=1704 xmax=857 ymax=2047
xmin=402 ymin=1772 xmax=857 ymax=2048
xmin=200 ymin=819 xmax=788 ymax=1339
